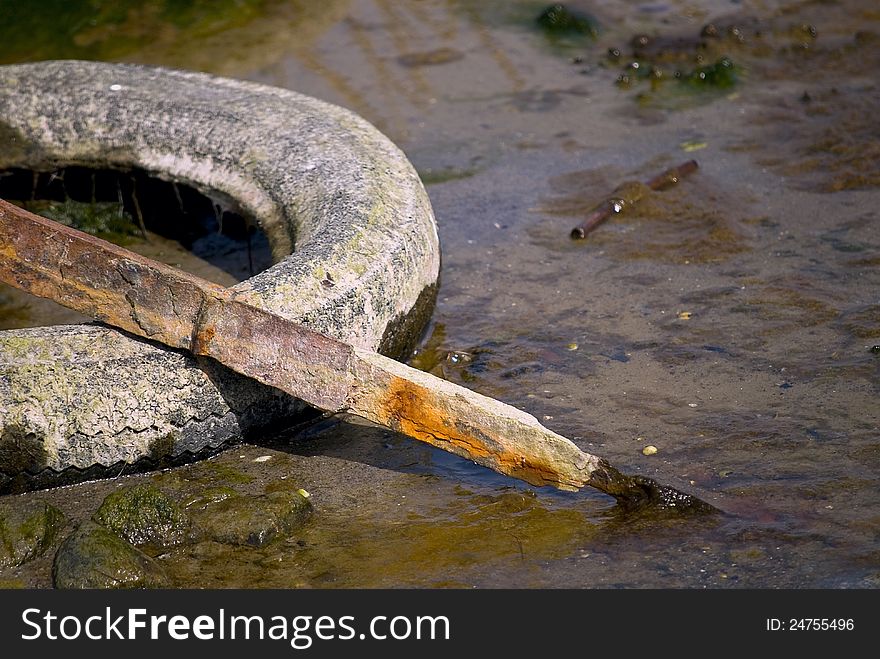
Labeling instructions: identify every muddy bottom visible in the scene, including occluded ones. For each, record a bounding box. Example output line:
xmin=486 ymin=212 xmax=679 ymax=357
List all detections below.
xmin=1 ymin=0 xmax=879 ymax=588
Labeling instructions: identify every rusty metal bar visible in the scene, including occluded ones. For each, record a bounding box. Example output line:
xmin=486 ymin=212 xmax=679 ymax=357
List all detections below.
xmin=570 ymin=159 xmax=699 ymax=239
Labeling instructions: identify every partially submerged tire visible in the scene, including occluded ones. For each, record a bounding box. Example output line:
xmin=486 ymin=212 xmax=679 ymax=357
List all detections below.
xmin=0 ymin=61 xmax=440 ymax=492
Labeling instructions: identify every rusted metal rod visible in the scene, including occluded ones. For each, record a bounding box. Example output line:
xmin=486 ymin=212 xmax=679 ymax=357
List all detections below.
xmin=0 ymin=199 xmax=715 ymax=512
xmin=570 ymin=159 xmax=699 ymax=239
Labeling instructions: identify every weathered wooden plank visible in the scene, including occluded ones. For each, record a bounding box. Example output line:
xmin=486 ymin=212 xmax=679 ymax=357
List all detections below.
xmin=0 ymin=199 xmax=715 ymax=511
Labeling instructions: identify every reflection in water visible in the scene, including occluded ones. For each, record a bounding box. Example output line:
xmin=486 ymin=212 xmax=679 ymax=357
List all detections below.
xmin=0 ymin=1 xmax=349 ymax=75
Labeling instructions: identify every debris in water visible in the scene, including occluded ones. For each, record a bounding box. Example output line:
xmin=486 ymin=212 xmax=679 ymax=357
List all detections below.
xmin=570 ymin=160 xmax=699 ymax=239
xmin=681 ymin=140 xmax=708 ymax=152
xmin=642 ymin=445 xmax=658 ymax=456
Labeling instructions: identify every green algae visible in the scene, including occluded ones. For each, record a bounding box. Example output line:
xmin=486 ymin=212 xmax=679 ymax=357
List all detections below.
xmin=92 ymin=483 xmax=189 ymax=549
xmin=0 ymin=0 xmax=269 ymax=64
xmin=13 ymin=199 xmax=140 ymax=245
xmin=161 ymin=488 xmax=596 ymax=588
xmin=535 ymin=4 xmax=598 ymax=40
xmin=300 ymin=490 xmax=592 ymax=586
xmin=191 ymin=460 xmax=255 ymax=485
xmin=53 ymin=520 xmax=170 ymax=589
xmin=407 ymin=321 xmax=448 ymax=375
xmin=0 ymin=500 xmax=66 ymax=568
xmin=190 ymin=490 xmax=311 ymax=547
xmin=626 ymin=56 xmax=740 ymax=110
xmin=683 ymin=57 xmax=738 ymax=90
xmin=758 ymin=86 xmax=880 ymax=192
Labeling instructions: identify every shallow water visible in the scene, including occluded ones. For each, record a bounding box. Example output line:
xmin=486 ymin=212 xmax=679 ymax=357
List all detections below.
xmin=1 ymin=0 xmax=878 ymax=588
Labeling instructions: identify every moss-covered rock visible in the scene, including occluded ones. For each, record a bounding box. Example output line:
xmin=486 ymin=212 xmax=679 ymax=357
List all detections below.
xmin=190 ymin=490 xmax=312 ymax=547
xmin=92 ymin=484 xmax=189 ymax=549
xmin=0 ymin=500 xmax=65 ymax=568
xmin=53 ymin=521 xmax=170 ymax=589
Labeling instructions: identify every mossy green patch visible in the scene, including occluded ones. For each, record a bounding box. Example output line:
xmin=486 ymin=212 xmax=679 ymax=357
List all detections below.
xmin=283 ymin=491 xmax=593 ymax=587
xmin=683 ymin=57 xmax=738 ymax=89
xmin=53 ymin=521 xmax=170 ymax=589
xmin=14 ymin=199 xmax=141 ymax=245
xmin=264 ymin=479 xmax=302 ymax=495
xmin=535 ymin=4 xmax=598 ymax=39
xmin=0 ymin=500 xmax=66 ymax=568
xmin=159 ymin=488 xmax=596 ymax=588
xmin=0 ymin=0 xmax=269 ymax=64
xmin=190 ymin=490 xmax=312 ymax=547
xmin=198 ymin=461 xmax=255 ymax=485
xmin=92 ymin=483 xmax=189 ymax=549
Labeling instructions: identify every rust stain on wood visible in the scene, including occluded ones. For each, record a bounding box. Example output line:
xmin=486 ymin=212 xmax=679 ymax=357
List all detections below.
xmin=371 ymin=374 xmax=586 ymax=490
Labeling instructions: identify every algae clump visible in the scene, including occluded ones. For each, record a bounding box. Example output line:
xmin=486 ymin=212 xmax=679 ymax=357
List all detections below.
xmin=536 ymin=4 xmax=599 ymax=38
xmin=190 ymin=490 xmax=312 ymax=547
xmin=0 ymin=500 xmax=66 ymax=568
xmin=93 ymin=483 xmax=189 ymax=549
xmin=684 ymin=57 xmax=738 ymax=89
xmin=53 ymin=521 xmax=170 ymax=589
xmin=18 ymin=199 xmax=141 ymax=244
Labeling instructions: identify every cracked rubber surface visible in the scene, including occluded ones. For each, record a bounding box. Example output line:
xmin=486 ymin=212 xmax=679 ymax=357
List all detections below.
xmin=0 ymin=61 xmax=440 ymax=491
